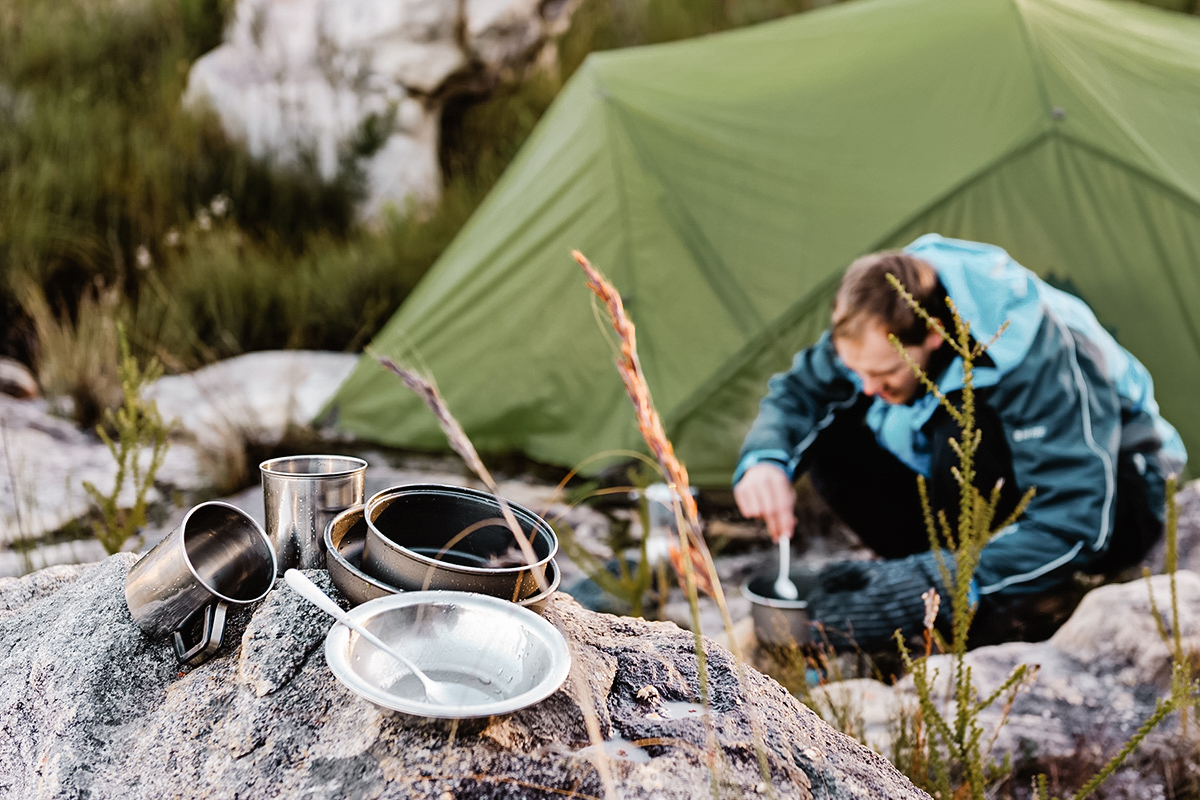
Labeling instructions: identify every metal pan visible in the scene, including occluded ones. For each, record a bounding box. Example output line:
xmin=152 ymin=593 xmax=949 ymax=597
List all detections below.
xmin=325 ymin=504 xmax=561 ymax=615
xmin=363 ymin=484 xmax=557 ymax=601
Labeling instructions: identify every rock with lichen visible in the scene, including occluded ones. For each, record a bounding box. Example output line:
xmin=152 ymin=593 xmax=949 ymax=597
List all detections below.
xmin=0 ymin=554 xmax=926 ymax=799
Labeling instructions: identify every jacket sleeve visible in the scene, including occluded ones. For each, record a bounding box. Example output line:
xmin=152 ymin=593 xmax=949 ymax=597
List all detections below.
xmin=974 ymin=316 xmax=1121 ymax=597
xmin=734 ymin=332 xmax=859 ymax=485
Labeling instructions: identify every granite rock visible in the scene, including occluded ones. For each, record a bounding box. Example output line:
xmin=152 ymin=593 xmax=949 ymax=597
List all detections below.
xmin=185 ymin=0 xmax=563 ymax=220
xmin=0 ymin=556 xmax=927 ymax=799
xmin=810 ymin=571 xmax=1200 ymax=799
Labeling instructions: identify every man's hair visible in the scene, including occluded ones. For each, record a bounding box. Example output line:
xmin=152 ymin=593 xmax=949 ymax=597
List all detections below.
xmin=831 ymin=251 xmax=947 ymax=346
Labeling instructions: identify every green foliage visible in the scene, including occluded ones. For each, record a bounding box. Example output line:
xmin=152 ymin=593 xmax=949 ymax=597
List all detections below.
xmin=879 ymin=278 xmax=1195 ymax=800
xmin=81 ymin=325 xmax=172 ymax=555
xmin=555 ymin=0 xmax=821 ymax=77
xmin=552 ymin=465 xmax=666 ymax=618
xmin=882 ymin=276 xmax=1038 ymax=798
xmin=128 ymin=202 xmax=445 ymax=367
xmin=0 ymin=0 xmax=365 ymax=366
xmin=18 ymin=277 xmax=124 ymax=427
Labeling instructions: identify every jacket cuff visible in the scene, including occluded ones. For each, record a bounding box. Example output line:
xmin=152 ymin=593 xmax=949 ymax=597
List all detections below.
xmin=732 ymin=450 xmax=792 ymax=486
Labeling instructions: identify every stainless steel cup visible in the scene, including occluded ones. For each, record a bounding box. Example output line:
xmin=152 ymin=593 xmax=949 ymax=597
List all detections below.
xmin=260 ymin=454 xmax=367 ymax=570
xmin=125 ymin=501 xmax=276 ymax=665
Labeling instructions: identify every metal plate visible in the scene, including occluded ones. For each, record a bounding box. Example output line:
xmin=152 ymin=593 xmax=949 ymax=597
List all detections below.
xmin=324 ymin=591 xmax=571 ymax=719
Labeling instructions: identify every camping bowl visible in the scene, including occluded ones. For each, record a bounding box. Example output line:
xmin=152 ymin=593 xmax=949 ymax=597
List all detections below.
xmin=323 ymin=590 xmax=572 ymax=719
xmin=363 ymin=484 xmax=558 ymax=601
xmin=325 ymin=505 xmax=396 ymax=605
xmin=743 ymin=568 xmax=819 ymax=649
xmin=326 ymin=504 xmax=562 ymax=614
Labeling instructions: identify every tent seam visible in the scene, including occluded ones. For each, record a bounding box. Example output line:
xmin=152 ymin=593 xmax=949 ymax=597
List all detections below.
xmin=594 ymin=65 xmax=649 ymax=454
xmin=1054 ymin=132 xmax=1200 ymax=359
xmin=863 ymin=130 xmax=1054 ymax=254
xmin=1008 ymin=0 xmax=1056 ymax=121
xmin=1056 ymin=131 xmax=1200 ymax=217
xmin=1009 ymin=0 xmax=1200 ymax=210
xmin=593 ymin=67 xmax=639 ymax=315
xmin=662 ymin=271 xmax=842 ymax=434
xmin=665 ymin=129 xmax=1056 ymax=436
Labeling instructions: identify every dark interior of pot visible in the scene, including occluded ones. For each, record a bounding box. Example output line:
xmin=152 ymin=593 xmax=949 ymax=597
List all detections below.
xmin=372 ymin=488 xmax=553 ymax=567
xmin=744 ymin=569 xmax=820 ymax=604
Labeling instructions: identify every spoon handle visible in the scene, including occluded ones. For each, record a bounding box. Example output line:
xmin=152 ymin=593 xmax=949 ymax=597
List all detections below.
xmin=284 ymin=569 xmax=400 ymax=658
xmin=775 ymin=536 xmax=799 ymax=599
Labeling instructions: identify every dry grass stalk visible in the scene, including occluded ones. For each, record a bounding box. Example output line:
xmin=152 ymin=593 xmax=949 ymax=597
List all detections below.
xmin=374 ymin=352 xmax=616 ymax=797
xmin=374 ymin=353 xmax=548 ymax=594
xmin=571 ymin=250 xmax=714 ymax=597
xmin=572 ymin=249 xmax=779 ymax=799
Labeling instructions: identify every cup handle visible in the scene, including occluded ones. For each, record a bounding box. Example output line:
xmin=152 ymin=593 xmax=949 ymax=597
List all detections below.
xmin=172 ymin=602 xmax=229 ymax=666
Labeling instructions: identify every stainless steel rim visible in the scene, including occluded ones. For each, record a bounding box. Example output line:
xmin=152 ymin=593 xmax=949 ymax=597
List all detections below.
xmin=325 ymin=504 xmax=562 ymax=611
xmin=741 ymin=579 xmax=809 ymax=611
xmin=259 ymin=454 xmax=368 ymax=479
xmin=364 ymin=484 xmax=558 ymax=577
xmin=323 ymin=590 xmax=572 ymax=718
xmin=179 ymin=501 xmax=276 ymax=605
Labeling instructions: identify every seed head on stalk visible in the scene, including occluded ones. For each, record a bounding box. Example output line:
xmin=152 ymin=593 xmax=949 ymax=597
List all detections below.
xmin=572 ymin=249 xmax=712 ymax=596
xmin=574 ymin=249 xmax=784 ymax=800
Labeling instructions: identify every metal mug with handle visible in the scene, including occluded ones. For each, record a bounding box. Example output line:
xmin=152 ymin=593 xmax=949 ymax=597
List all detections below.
xmin=125 ymin=501 xmax=277 ymax=665
xmin=260 ymin=455 xmax=367 ymax=571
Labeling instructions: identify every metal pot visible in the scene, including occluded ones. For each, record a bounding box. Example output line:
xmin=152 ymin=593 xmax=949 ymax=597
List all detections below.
xmin=362 ymin=485 xmax=558 ymax=601
xmin=326 ymin=503 xmax=562 ymax=614
xmin=743 ymin=568 xmax=819 ymax=649
xmin=324 ymin=504 xmax=397 ymax=606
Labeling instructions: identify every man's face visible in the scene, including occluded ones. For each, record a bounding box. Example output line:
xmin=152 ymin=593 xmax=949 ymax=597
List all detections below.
xmin=834 ymin=319 xmax=943 ymax=405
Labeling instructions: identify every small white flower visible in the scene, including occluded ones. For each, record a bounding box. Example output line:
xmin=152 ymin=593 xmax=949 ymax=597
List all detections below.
xmin=135 ymin=245 xmax=152 ymax=269
xmin=196 ymin=209 xmax=212 ymax=231
xmin=210 ymin=194 xmax=230 ymax=218
xmin=164 ymin=227 xmax=180 ymax=247
xmin=922 ymin=588 xmax=941 ymax=631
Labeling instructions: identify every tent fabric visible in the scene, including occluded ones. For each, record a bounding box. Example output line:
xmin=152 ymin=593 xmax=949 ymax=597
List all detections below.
xmin=327 ymin=0 xmax=1200 ymax=487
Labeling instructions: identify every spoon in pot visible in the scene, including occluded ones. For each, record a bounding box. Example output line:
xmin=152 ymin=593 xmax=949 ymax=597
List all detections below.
xmin=774 ymin=536 xmax=799 ymax=600
xmin=284 ymin=569 xmax=476 ymax=706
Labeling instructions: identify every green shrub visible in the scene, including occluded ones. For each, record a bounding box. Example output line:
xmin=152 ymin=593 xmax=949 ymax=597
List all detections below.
xmin=82 ymin=325 xmax=172 ymax=555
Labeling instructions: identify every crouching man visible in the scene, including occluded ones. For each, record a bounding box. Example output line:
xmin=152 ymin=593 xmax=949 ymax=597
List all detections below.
xmin=734 ymin=234 xmax=1186 ymax=651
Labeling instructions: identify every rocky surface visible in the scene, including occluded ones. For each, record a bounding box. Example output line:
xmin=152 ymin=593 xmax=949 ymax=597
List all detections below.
xmin=145 ymin=349 xmax=358 ymax=463
xmin=185 ymin=0 xmax=574 ymax=219
xmin=1145 ymin=477 xmax=1200 ymax=576
xmin=811 ymin=571 xmax=1200 ymax=799
xmin=0 ymin=555 xmax=926 ymax=800
xmin=0 ymin=393 xmax=205 ymax=558
xmin=4 ymin=346 xmax=1200 ymax=797
xmin=0 ymin=357 xmax=37 ymax=399
xmin=0 ymin=351 xmax=357 ymax=571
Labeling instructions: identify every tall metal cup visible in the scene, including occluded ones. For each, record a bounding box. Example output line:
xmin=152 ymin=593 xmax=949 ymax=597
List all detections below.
xmin=125 ymin=501 xmax=276 ymax=665
xmin=260 ymin=455 xmax=367 ymax=571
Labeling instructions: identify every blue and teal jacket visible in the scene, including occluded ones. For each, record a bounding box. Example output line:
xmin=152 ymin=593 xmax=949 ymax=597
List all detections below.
xmin=736 ymin=234 xmax=1186 ymax=598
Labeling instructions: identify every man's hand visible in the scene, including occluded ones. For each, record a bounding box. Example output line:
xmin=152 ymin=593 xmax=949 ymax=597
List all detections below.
xmin=733 ymin=464 xmax=796 ymax=542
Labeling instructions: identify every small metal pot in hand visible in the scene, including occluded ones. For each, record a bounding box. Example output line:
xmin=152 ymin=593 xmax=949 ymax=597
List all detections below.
xmin=743 ymin=568 xmax=819 ymax=650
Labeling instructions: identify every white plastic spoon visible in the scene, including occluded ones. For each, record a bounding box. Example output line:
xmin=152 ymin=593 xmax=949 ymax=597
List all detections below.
xmin=774 ymin=536 xmax=799 ymax=600
xmin=284 ymin=569 xmax=482 ymax=706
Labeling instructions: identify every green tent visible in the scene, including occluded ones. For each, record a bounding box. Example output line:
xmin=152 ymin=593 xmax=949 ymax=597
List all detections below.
xmin=328 ymin=0 xmax=1200 ymax=486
